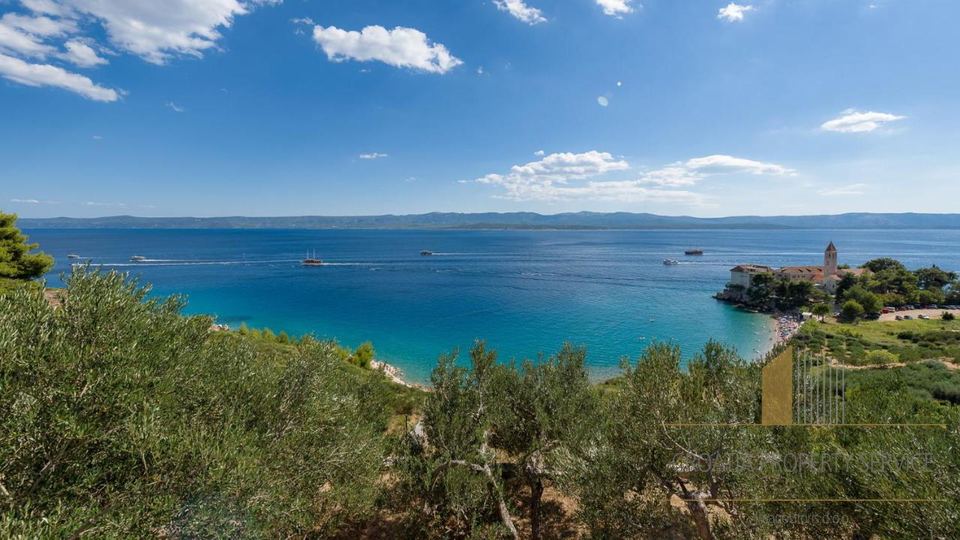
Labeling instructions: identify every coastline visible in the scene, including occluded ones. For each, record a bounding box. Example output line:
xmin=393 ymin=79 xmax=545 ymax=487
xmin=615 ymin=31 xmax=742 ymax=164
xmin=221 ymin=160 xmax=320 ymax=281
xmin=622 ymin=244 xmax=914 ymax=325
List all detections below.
xmin=371 ymin=359 xmax=429 ymax=391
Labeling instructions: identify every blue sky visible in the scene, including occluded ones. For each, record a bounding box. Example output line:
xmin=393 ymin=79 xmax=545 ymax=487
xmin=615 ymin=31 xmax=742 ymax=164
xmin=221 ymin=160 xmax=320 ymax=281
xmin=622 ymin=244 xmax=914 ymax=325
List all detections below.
xmin=1 ymin=0 xmax=958 ymax=218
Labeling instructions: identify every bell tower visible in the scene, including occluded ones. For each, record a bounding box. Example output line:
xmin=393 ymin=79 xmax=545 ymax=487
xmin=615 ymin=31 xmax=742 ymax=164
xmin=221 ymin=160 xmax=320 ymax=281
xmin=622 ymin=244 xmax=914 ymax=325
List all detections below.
xmin=824 ymin=241 xmax=838 ymax=277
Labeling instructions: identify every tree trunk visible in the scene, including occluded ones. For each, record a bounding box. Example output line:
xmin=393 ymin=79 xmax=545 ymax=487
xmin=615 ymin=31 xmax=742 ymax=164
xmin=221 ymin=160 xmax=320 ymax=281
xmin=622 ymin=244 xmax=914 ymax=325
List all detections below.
xmin=686 ymin=498 xmax=715 ymax=540
xmin=529 ymin=476 xmax=544 ymax=540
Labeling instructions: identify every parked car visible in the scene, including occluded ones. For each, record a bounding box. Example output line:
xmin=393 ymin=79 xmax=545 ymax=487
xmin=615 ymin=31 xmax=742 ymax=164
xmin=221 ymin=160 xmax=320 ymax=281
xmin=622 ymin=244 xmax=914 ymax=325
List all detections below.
xmin=918 ymin=314 xmax=931 ymax=320
xmin=904 ymin=315 xmax=914 ymax=320
xmin=895 ymin=315 xmax=903 ymax=321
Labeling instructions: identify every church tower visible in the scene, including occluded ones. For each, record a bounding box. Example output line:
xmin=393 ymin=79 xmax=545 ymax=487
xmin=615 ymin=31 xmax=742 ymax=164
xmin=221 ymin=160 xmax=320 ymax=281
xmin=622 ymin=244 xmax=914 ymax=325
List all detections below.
xmin=824 ymin=241 xmax=838 ymax=277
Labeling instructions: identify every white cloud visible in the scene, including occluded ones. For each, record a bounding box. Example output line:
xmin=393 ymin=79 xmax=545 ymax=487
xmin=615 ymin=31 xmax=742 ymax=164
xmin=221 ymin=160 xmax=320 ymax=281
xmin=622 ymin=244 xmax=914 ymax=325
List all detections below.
xmin=62 ymin=40 xmax=106 ymax=67
xmin=359 ymin=152 xmax=388 ymax=160
xmin=0 ymin=52 xmax=119 ymax=101
xmin=92 ymin=134 xmax=102 ymax=139
xmin=310 ymin=24 xmax=462 ymax=74
xmin=820 ymin=110 xmax=905 ymax=133
xmin=55 ymin=0 xmax=271 ymax=65
xmin=0 ymin=0 xmax=278 ymax=101
xmin=494 ymin=0 xmax=547 ymax=25
xmin=0 ymin=15 xmax=58 ymax=57
xmin=1 ymin=13 xmax=76 ymax=37
xmin=475 ymin=151 xmax=784 ymax=204
xmin=534 ymin=150 xmax=545 ymax=157
xmin=638 ymin=155 xmax=792 ymax=187
xmin=84 ymin=201 xmax=126 ymax=206
xmin=167 ymin=101 xmax=184 ymax=112
xmin=597 ymin=96 xmax=609 ymax=107
xmin=819 ymin=183 xmax=868 ymax=196
xmin=474 ymin=150 xmax=700 ymax=202
xmin=20 ymin=0 xmax=68 ymax=16
xmin=595 ymin=0 xmax=636 ymax=17
xmin=10 ymin=198 xmax=41 ymax=203
xmin=683 ymin=155 xmax=791 ymax=175
xmin=717 ymin=3 xmax=755 ymax=22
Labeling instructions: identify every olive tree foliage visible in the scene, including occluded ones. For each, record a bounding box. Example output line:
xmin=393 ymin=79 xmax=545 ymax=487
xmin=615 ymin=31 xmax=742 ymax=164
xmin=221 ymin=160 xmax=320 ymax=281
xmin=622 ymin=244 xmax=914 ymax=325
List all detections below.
xmin=574 ymin=342 xmax=774 ymax=540
xmin=0 ymin=211 xmax=53 ymax=292
xmin=390 ymin=342 xmax=599 ymax=540
xmin=816 ymin=376 xmax=960 ymax=539
xmin=0 ymin=268 xmax=390 ymax=539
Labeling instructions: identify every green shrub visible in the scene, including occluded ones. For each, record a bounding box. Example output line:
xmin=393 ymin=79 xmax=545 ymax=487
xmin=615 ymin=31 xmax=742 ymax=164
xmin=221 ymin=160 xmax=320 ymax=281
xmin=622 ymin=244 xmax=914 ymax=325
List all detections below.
xmin=943 ymin=311 xmax=956 ymax=321
xmin=0 ymin=268 xmax=391 ymax=538
xmin=864 ymin=349 xmax=900 ymax=366
xmin=352 ymin=341 xmax=375 ymax=369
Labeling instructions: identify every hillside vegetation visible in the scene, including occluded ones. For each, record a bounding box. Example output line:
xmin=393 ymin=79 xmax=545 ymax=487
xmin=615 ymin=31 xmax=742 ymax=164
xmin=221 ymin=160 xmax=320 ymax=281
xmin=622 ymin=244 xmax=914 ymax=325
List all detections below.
xmin=3 ymin=270 xmax=959 ymax=538
xmin=2 ymin=214 xmax=959 ymax=538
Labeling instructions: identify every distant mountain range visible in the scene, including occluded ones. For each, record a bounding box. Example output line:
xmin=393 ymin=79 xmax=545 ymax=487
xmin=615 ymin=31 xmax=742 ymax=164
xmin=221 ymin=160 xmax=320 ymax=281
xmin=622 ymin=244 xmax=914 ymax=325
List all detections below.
xmin=17 ymin=212 xmax=960 ymax=230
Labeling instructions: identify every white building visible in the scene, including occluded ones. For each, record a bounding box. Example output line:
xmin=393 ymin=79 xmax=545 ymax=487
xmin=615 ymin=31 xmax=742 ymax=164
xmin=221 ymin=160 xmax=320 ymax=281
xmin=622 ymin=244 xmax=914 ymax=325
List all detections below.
xmin=729 ymin=242 xmax=866 ymax=295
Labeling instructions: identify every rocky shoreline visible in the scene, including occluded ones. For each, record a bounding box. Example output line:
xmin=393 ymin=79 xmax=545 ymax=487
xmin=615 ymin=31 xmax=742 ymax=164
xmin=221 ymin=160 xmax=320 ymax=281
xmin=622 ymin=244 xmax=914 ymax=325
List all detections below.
xmin=370 ymin=360 xmax=428 ymax=390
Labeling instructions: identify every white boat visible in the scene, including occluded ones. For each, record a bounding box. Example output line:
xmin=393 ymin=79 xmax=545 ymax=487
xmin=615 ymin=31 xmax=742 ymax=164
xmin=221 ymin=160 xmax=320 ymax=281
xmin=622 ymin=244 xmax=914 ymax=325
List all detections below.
xmin=663 ymin=259 xmax=680 ymax=265
xmin=130 ymin=255 xmax=147 ymax=262
xmin=67 ymin=254 xmax=81 ymax=259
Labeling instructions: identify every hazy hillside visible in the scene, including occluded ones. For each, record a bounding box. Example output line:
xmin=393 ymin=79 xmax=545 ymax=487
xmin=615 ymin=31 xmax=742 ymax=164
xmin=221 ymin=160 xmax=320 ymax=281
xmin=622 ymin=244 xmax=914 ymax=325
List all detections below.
xmin=17 ymin=212 xmax=960 ymax=230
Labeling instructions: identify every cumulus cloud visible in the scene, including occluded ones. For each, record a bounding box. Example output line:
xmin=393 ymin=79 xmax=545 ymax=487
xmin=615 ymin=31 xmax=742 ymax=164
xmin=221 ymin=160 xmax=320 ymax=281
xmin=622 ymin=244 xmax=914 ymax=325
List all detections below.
xmin=0 ymin=0 xmax=278 ymax=101
xmin=62 ymin=40 xmax=106 ymax=67
xmin=360 ymin=152 xmax=388 ymax=160
xmin=819 ymin=183 xmax=868 ymax=196
xmin=717 ymin=3 xmax=755 ymax=22
xmin=0 ymin=52 xmax=118 ymax=100
xmin=310 ymin=24 xmax=462 ymax=74
xmin=820 ymin=110 xmax=905 ymax=133
xmin=474 ymin=151 xmax=792 ymax=203
xmin=595 ymin=0 xmax=636 ymax=17
xmin=2 ymin=12 xmax=75 ymax=37
xmin=473 ymin=150 xmax=698 ymax=203
xmin=0 ymin=15 xmax=58 ymax=57
xmin=494 ymin=0 xmax=547 ymax=25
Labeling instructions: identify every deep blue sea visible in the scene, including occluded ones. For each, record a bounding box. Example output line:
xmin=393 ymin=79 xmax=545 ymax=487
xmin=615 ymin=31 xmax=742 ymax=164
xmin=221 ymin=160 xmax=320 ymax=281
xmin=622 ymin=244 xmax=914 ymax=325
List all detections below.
xmin=26 ymin=229 xmax=960 ymax=383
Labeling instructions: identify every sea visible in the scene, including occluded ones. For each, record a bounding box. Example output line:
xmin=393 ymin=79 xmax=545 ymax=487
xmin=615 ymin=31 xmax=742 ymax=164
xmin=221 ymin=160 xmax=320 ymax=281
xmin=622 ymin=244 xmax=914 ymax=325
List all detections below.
xmin=26 ymin=228 xmax=960 ymax=383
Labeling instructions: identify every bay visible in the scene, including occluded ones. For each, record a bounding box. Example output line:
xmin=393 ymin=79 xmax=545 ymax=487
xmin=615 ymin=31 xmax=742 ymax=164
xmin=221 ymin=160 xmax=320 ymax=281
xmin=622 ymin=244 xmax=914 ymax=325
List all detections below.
xmin=27 ymin=228 xmax=960 ymax=383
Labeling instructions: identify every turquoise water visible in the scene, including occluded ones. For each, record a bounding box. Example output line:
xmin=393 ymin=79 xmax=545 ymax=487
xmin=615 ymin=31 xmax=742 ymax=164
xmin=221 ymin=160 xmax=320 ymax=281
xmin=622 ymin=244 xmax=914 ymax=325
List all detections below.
xmin=27 ymin=229 xmax=960 ymax=383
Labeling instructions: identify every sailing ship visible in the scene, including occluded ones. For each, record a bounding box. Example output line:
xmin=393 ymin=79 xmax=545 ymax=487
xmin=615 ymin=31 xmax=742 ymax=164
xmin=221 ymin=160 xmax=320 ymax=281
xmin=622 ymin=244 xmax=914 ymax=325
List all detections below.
xmin=302 ymin=250 xmax=323 ymax=266
xmin=684 ymin=249 xmax=704 ymax=256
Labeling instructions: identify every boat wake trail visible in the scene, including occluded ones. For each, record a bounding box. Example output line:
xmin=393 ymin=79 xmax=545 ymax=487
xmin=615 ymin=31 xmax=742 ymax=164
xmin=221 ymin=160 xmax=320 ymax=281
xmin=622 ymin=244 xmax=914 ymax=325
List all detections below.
xmin=87 ymin=259 xmax=301 ymax=268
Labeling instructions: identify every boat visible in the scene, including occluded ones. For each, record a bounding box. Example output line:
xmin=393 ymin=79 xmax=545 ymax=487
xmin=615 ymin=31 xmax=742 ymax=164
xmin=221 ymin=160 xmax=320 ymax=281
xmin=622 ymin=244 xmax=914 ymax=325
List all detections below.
xmin=67 ymin=254 xmax=81 ymax=259
xmin=420 ymin=250 xmax=434 ymax=256
xmin=684 ymin=249 xmax=704 ymax=256
xmin=130 ymin=255 xmax=147 ymax=262
xmin=302 ymin=250 xmax=323 ymax=266
xmin=663 ymin=259 xmax=680 ymax=265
